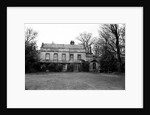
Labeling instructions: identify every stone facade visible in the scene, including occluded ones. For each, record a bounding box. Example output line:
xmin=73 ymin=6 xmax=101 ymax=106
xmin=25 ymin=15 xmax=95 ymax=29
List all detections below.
xmin=39 ymin=41 xmax=100 ymax=72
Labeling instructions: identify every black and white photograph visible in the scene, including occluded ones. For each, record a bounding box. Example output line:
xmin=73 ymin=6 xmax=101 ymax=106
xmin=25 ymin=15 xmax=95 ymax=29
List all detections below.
xmin=6 ymin=7 xmax=143 ymax=108
xmin=25 ymin=23 xmax=125 ymax=90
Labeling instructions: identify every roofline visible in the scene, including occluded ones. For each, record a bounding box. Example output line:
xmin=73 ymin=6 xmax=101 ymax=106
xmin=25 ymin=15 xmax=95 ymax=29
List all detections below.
xmin=41 ymin=43 xmax=83 ymax=46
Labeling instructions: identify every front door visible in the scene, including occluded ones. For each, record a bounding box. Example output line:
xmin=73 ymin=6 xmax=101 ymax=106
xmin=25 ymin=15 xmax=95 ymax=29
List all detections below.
xmin=74 ymin=64 xmax=78 ymax=72
xmin=93 ymin=63 xmax=96 ymax=70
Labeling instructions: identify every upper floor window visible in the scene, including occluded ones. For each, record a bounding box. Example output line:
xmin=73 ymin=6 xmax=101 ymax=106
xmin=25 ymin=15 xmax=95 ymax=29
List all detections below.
xmin=70 ymin=54 xmax=74 ymax=61
xmin=45 ymin=53 xmax=50 ymax=60
xmin=54 ymin=53 xmax=58 ymax=60
xmin=62 ymin=54 xmax=66 ymax=61
xmin=77 ymin=54 xmax=81 ymax=60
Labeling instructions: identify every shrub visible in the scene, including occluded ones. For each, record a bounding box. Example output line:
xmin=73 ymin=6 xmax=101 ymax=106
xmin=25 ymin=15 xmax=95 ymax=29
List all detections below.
xmin=81 ymin=61 xmax=89 ymax=72
xmin=56 ymin=64 xmax=63 ymax=72
xmin=67 ymin=64 xmax=74 ymax=72
xmin=47 ymin=63 xmax=56 ymax=72
xmin=40 ymin=63 xmax=47 ymax=72
xmin=100 ymin=51 xmax=118 ymax=73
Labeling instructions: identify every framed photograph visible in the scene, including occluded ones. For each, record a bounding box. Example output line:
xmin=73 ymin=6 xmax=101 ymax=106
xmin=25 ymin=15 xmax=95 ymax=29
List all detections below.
xmin=2 ymin=0 xmax=147 ymax=111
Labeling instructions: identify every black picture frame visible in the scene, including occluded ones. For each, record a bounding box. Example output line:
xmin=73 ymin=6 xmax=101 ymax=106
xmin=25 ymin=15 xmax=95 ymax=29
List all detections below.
xmin=1 ymin=0 xmax=149 ymax=113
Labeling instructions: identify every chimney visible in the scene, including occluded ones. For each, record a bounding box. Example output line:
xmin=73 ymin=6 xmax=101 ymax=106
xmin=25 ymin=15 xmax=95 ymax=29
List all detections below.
xmin=70 ymin=40 xmax=75 ymax=45
xmin=41 ymin=42 xmax=44 ymax=47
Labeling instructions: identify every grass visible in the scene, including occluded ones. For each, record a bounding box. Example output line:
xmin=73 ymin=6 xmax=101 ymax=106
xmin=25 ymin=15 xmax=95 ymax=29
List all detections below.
xmin=25 ymin=72 xmax=125 ymax=90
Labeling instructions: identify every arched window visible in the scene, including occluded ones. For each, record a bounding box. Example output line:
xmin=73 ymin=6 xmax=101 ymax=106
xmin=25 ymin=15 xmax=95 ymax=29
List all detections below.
xmin=54 ymin=53 xmax=58 ymax=60
xmin=45 ymin=53 xmax=50 ymax=60
xmin=62 ymin=54 xmax=66 ymax=61
xmin=70 ymin=54 xmax=74 ymax=61
xmin=77 ymin=54 xmax=81 ymax=60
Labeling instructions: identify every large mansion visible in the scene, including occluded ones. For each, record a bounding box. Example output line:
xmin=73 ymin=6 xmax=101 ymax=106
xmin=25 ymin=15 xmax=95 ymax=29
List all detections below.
xmin=39 ymin=41 xmax=100 ymax=72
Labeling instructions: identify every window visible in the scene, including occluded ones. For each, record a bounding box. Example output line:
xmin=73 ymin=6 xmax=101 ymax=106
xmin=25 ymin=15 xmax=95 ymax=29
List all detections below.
xmin=62 ymin=54 xmax=66 ymax=61
xmin=70 ymin=54 xmax=74 ymax=61
xmin=77 ymin=54 xmax=81 ymax=60
xmin=45 ymin=53 xmax=50 ymax=60
xmin=54 ymin=53 xmax=58 ymax=60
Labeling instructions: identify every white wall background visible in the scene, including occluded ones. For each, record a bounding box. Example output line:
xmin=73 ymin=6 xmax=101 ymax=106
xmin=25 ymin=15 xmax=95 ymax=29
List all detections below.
xmin=7 ymin=7 xmax=143 ymax=108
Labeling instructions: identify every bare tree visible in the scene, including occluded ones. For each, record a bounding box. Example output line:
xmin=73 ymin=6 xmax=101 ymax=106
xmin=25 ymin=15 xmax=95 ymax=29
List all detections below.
xmin=25 ymin=28 xmax=39 ymax=73
xmin=76 ymin=32 xmax=96 ymax=53
xmin=98 ymin=24 xmax=125 ymax=72
xmin=25 ymin=28 xmax=38 ymax=48
xmin=93 ymin=38 xmax=105 ymax=56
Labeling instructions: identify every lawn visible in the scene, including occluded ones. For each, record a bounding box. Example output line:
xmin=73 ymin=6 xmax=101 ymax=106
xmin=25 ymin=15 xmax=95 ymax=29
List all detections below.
xmin=25 ymin=72 xmax=125 ymax=90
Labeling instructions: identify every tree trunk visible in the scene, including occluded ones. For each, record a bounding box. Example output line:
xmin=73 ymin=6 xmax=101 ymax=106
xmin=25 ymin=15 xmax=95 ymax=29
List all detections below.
xmin=114 ymin=25 xmax=122 ymax=72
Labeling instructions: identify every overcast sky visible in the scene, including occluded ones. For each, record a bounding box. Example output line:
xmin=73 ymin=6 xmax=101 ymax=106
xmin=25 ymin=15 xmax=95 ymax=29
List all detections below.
xmin=25 ymin=24 xmax=100 ymax=49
